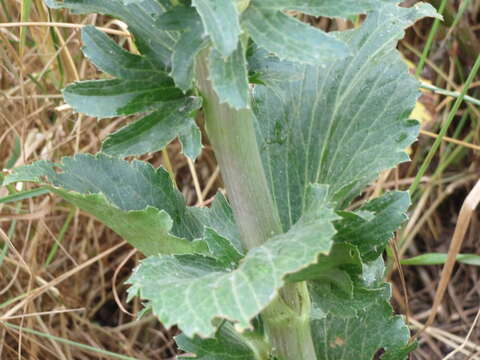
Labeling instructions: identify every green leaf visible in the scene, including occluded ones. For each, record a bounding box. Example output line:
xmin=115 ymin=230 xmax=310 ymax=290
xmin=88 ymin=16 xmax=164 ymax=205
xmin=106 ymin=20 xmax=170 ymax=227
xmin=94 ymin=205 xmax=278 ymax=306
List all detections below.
xmin=124 ymin=0 xmax=170 ymax=5
xmin=176 ymin=322 xmax=257 ymax=360
xmin=253 ymin=3 xmax=437 ymax=230
xmin=311 ymin=290 xmax=410 ymax=360
xmin=335 ymin=191 xmax=410 ymax=261
xmin=179 ymin=121 xmax=203 ymax=160
xmin=2 ymin=156 xmax=204 ymax=255
xmin=58 ymin=192 xmax=206 ymax=256
xmin=311 ymin=279 xmax=389 ymax=318
xmin=171 ymin=28 xmax=207 ymax=91
xmin=289 ymin=190 xmax=409 ymax=284
xmin=248 ymin=47 xmax=304 ymax=84
xmin=242 ymin=5 xmax=350 ymax=65
xmin=63 ymin=78 xmax=183 ymax=118
xmin=209 ymin=43 xmax=250 ymax=109
xmin=155 ymin=5 xmax=201 ymax=31
xmin=285 ymin=243 xmax=362 ymax=283
xmin=249 ymin=0 xmax=400 ymax=18
xmin=381 ymin=342 xmax=418 ymax=360
xmin=101 ymin=97 xmax=202 ymax=158
xmin=3 ymin=154 xmax=238 ymax=255
xmin=310 ymin=258 xmax=411 ymax=360
xmin=310 ymin=277 xmax=390 ymax=320
xmin=202 ymin=228 xmax=243 ymax=269
xmin=401 ymin=253 xmax=480 ymax=266
xmin=157 ymin=6 xmax=208 ymax=91
xmin=192 ymin=0 xmax=241 ymax=57
xmin=189 ymin=193 xmax=243 ymax=253
xmin=127 ymin=184 xmax=338 ymax=337
xmin=5 ymin=136 xmax=21 ymax=169
xmin=45 ymin=0 xmax=176 ymax=67
xmin=73 ymin=24 xmax=204 ymax=159
xmin=81 ymin=25 xmax=158 ymax=80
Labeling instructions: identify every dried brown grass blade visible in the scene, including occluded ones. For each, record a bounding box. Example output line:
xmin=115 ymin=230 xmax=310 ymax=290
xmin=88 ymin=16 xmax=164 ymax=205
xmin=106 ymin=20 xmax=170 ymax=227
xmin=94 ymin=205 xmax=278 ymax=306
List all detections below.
xmin=112 ymin=248 xmax=137 ymax=317
xmin=443 ymin=306 xmax=480 ymax=359
xmin=420 ymin=129 xmax=480 ymax=152
xmin=390 ymin=238 xmax=411 ymax=322
xmin=1 ymin=241 xmax=126 ymax=319
xmin=418 ymin=179 xmax=480 ymax=335
xmin=0 ymin=22 xmax=131 ymax=37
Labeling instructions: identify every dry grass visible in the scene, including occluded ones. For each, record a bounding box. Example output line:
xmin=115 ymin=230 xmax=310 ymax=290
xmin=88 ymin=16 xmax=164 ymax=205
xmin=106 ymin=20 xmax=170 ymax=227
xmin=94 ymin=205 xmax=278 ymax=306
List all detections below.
xmin=0 ymin=0 xmax=479 ymax=359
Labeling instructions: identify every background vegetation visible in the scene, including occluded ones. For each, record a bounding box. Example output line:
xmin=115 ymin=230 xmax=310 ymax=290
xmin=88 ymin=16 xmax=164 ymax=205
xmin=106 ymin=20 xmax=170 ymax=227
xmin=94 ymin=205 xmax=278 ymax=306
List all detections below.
xmin=0 ymin=0 xmax=479 ymax=358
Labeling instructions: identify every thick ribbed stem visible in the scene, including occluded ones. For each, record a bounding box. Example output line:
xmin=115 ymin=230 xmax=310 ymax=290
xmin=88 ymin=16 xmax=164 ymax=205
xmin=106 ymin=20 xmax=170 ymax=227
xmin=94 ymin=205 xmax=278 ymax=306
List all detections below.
xmin=196 ymin=50 xmax=317 ymax=360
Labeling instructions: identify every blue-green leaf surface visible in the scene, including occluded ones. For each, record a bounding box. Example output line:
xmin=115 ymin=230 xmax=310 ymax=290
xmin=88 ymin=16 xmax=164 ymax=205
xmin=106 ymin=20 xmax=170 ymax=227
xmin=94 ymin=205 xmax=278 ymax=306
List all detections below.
xmin=249 ymin=0 xmax=400 ymax=18
xmin=63 ymin=78 xmax=183 ymax=118
xmin=179 ymin=121 xmax=204 ymax=160
xmin=176 ymin=322 xmax=257 ymax=360
xmin=171 ymin=28 xmax=207 ymax=91
xmin=286 ymin=243 xmax=362 ymax=284
xmin=253 ymin=3 xmax=438 ymax=230
xmin=243 ymin=5 xmax=350 ymax=66
xmin=36 ymin=3 xmax=438 ymax=358
xmin=63 ymin=25 xmax=203 ymax=159
xmin=81 ymin=25 xmax=158 ymax=80
xmin=127 ymin=185 xmax=338 ymax=338
xmin=101 ymin=97 xmax=202 ymax=158
xmin=202 ymin=227 xmax=243 ymax=269
xmin=157 ymin=6 xmax=208 ymax=91
xmin=3 ymin=154 xmax=238 ymax=256
xmin=335 ymin=191 xmax=410 ymax=261
xmin=192 ymin=0 xmax=241 ymax=57
xmin=209 ymin=43 xmax=250 ymax=109
xmin=310 ymin=258 xmax=410 ymax=360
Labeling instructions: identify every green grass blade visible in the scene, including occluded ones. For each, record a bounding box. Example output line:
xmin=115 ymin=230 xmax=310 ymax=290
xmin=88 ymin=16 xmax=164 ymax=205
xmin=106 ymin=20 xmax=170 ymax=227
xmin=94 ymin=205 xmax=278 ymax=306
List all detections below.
xmin=19 ymin=0 xmax=33 ymax=57
xmin=0 ymin=293 xmax=28 ymax=310
xmin=0 ymin=0 xmax=12 ymax=21
xmin=442 ymin=0 xmax=471 ymax=46
xmin=0 ymin=198 xmax=22 ymax=267
xmin=409 ymin=54 xmax=480 ymax=195
xmin=0 ymin=187 xmax=50 ymax=205
xmin=1 ymin=322 xmax=140 ymax=360
xmin=5 ymin=136 xmax=21 ymax=169
xmin=415 ymin=0 xmax=448 ymax=77
xmin=402 ymin=253 xmax=480 ymax=266
xmin=44 ymin=208 xmax=75 ymax=266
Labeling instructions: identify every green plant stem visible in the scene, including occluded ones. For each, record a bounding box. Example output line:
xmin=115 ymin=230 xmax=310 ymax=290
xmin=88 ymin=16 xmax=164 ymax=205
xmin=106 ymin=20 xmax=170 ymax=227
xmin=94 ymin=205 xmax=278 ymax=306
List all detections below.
xmin=261 ymin=283 xmax=317 ymax=360
xmin=196 ymin=50 xmax=316 ymax=360
xmin=196 ymin=67 xmax=281 ymax=249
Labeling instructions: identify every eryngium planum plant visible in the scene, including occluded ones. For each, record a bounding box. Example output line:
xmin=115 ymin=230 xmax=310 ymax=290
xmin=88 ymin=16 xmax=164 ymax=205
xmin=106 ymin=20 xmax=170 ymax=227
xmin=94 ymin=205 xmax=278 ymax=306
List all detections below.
xmin=4 ymin=1 xmax=439 ymax=359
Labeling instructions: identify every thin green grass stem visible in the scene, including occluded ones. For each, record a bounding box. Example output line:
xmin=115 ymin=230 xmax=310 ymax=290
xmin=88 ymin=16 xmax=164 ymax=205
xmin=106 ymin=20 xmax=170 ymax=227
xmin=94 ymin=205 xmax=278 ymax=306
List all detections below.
xmin=44 ymin=207 xmax=75 ymax=266
xmin=1 ymin=322 xmax=140 ymax=360
xmin=410 ymin=54 xmax=480 ymax=196
xmin=420 ymin=82 xmax=480 ymax=107
xmin=415 ymin=0 xmax=448 ymax=77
